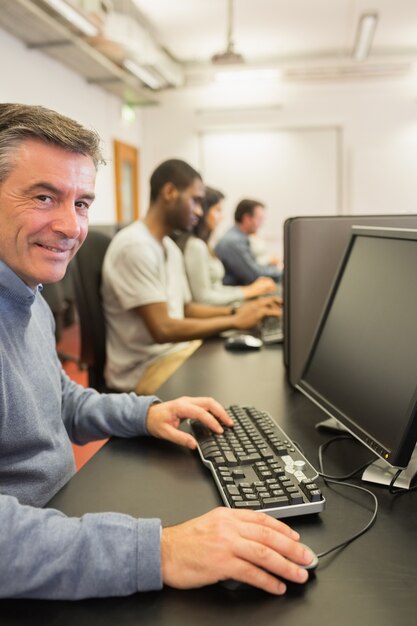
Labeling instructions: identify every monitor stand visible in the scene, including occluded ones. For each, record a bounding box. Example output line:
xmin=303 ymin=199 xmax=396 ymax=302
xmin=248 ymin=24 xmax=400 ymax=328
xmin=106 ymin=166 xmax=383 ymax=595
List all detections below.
xmin=315 ymin=417 xmax=417 ymax=490
xmin=315 ymin=417 xmax=348 ymax=433
xmin=362 ymin=446 xmax=417 ymax=490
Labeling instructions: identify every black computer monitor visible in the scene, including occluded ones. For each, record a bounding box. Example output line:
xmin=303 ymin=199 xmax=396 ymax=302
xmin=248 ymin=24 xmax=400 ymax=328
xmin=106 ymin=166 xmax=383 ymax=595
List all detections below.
xmin=283 ymin=214 xmax=417 ymax=388
xmin=297 ymin=226 xmax=417 ymax=489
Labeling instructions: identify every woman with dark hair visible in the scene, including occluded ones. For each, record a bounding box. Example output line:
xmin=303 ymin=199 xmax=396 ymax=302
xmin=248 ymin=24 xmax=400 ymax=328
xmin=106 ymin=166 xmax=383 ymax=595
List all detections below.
xmin=174 ymin=187 xmax=276 ymax=306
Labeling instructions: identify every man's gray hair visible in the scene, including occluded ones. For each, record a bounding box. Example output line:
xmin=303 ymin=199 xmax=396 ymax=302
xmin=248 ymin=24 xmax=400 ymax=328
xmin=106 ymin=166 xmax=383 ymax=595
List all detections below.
xmin=0 ymin=103 xmax=105 ymax=182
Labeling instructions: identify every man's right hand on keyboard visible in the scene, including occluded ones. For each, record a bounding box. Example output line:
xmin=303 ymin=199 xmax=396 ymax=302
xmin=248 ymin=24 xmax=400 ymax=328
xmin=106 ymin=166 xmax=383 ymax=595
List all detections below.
xmin=161 ymin=507 xmax=315 ymax=595
xmin=234 ymin=296 xmax=282 ymax=330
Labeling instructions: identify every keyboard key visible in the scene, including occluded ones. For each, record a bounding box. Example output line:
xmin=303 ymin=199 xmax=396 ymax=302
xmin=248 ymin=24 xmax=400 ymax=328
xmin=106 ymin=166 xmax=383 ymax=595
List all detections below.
xmin=204 ymin=450 xmax=222 ymax=459
xmin=223 ymin=451 xmax=238 ymax=466
xmin=289 ymin=494 xmax=305 ymax=505
xmin=262 ymin=496 xmax=290 ymax=507
xmin=308 ymin=490 xmax=323 ymax=503
xmin=286 ymin=486 xmax=299 ymax=494
xmin=239 ymin=453 xmax=262 ymax=464
xmin=234 ymin=500 xmax=261 ymax=510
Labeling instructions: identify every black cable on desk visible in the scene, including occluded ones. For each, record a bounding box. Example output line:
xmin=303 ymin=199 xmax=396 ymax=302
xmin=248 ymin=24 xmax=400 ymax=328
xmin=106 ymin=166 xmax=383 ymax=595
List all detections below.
xmin=317 ymin=435 xmax=375 ymax=481
xmin=388 ymin=468 xmax=417 ymax=495
xmin=294 ymin=435 xmax=380 ymax=560
xmin=315 ymin=478 xmax=378 ymax=558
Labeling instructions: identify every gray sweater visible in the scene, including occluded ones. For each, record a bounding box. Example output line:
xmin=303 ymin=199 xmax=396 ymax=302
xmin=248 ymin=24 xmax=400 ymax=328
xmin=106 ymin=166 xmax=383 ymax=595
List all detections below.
xmin=0 ymin=260 xmax=162 ymax=599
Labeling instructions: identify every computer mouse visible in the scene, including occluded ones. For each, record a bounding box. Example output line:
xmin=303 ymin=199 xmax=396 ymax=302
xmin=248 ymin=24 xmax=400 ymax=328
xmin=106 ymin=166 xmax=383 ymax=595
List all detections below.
xmin=224 ymin=334 xmax=263 ymax=351
xmin=220 ymin=549 xmax=319 ymax=591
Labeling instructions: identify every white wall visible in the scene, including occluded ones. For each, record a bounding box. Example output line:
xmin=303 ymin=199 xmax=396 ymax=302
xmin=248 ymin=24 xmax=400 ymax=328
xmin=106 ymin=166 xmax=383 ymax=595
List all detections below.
xmin=199 ymin=127 xmax=340 ymax=254
xmin=0 ymin=28 xmax=144 ymax=225
xmin=141 ymin=74 xmax=417 ymax=256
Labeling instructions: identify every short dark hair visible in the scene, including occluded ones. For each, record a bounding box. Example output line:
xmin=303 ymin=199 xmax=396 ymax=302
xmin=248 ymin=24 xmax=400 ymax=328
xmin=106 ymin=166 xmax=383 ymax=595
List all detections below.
xmin=0 ymin=103 xmax=104 ymax=182
xmin=150 ymin=158 xmax=202 ymax=202
xmin=234 ymin=199 xmax=265 ymax=223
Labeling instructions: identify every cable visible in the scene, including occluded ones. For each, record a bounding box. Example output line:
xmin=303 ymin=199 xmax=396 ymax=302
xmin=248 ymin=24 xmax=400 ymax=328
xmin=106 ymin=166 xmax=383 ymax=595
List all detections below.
xmin=388 ymin=468 xmax=417 ymax=495
xmin=294 ymin=434 xmax=375 ymax=481
xmin=296 ymin=431 xmax=415 ymax=558
xmin=311 ymin=435 xmax=379 ymax=560
xmin=388 ymin=468 xmax=403 ymax=494
xmin=315 ymin=478 xmax=378 ymax=558
xmin=317 ymin=435 xmax=375 ymax=481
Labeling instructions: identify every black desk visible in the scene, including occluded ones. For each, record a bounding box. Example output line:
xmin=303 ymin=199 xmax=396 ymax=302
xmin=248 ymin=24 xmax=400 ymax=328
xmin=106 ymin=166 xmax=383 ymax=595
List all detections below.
xmin=3 ymin=340 xmax=416 ymax=626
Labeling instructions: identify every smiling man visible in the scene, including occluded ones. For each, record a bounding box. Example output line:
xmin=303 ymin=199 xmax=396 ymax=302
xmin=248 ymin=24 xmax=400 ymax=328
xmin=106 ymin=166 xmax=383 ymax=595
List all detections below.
xmin=102 ymin=159 xmax=281 ymax=393
xmin=0 ymin=104 xmax=314 ymax=600
xmin=0 ymin=132 xmax=95 ymax=286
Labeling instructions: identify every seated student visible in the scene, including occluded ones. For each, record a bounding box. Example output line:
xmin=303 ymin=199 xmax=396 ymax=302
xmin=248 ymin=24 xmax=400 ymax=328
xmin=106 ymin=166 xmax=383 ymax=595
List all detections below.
xmin=215 ymin=199 xmax=283 ymax=286
xmin=249 ymin=232 xmax=282 ymax=269
xmin=173 ymin=187 xmax=276 ymax=305
xmin=0 ymin=103 xmax=314 ymax=600
xmin=102 ymin=161 xmax=281 ymax=394
xmin=174 ymin=186 xmax=277 ymax=306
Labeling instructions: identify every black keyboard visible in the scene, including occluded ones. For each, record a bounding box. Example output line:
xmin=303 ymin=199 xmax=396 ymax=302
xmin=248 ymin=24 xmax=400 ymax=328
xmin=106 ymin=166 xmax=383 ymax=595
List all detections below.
xmin=190 ymin=405 xmax=325 ymax=519
xmin=259 ymin=316 xmax=283 ymax=344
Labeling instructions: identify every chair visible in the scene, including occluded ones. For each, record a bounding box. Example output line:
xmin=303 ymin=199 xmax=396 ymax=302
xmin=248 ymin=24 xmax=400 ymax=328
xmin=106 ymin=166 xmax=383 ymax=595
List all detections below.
xmin=41 ymin=267 xmax=80 ymax=365
xmin=71 ymin=230 xmax=112 ymax=392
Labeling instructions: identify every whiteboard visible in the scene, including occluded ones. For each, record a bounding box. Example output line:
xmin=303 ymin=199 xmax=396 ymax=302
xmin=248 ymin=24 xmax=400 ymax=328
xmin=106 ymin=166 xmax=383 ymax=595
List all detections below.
xmin=199 ymin=127 xmax=341 ymax=258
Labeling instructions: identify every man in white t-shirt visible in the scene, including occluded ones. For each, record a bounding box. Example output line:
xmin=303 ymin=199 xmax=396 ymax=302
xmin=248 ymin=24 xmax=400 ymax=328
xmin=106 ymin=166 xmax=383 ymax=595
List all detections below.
xmin=102 ymin=159 xmax=280 ymax=392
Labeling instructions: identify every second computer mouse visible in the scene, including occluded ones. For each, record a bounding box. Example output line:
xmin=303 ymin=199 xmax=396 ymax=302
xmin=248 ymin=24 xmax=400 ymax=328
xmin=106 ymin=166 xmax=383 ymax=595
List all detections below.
xmin=224 ymin=334 xmax=263 ymax=351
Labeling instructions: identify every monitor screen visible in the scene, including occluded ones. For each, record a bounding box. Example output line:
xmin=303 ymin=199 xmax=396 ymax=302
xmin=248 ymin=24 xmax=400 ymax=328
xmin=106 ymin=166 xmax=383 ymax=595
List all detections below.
xmin=298 ymin=227 xmax=417 ymax=470
xmin=283 ymin=214 xmax=417 ymax=388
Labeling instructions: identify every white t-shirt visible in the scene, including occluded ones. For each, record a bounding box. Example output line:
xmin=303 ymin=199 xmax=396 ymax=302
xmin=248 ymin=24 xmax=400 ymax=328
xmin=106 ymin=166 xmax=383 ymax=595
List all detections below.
xmin=102 ymin=221 xmax=191 ymax=390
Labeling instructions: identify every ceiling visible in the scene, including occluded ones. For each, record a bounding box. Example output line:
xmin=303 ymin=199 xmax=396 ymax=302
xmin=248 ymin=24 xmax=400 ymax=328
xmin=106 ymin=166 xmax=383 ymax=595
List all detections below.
xmin=135 ymin=0 xmax=417 ymax=62
xmin=1 ymin=0 xmax=417 ymax=104
xmin=134 ymin=0 xmax=417 ymax=83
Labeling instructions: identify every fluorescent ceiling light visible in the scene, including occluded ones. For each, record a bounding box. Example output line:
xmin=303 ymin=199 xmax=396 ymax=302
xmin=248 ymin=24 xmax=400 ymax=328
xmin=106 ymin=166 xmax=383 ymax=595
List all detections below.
xmin=152 ymin=50 xmax=184 ymax=87
xmin=353 ymin=13 xmax=378 ymax=62
xmin=215 ymin=68 xmax=282 ymax=83
xmin=123 ymin=59 xmax=163 ymax=90
xmin=43 ymin=0 xmax=99 ymax=37
xmin=105 ymin=12 xmax=184 ymax=87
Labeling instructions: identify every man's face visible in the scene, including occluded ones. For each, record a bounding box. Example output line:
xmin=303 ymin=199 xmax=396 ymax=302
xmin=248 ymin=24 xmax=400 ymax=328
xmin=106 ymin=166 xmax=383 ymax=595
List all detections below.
xmin=245 ymin=205 xmax=265 ymax=235
xmin=0 ymin=138 xmax=96 ymax=288
xmin=166 ymin=177 xmax=205 ymax=232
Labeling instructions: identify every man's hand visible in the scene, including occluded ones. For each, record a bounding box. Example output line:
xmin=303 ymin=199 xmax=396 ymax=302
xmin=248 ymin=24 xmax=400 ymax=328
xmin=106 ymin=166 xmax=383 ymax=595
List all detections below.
xmin=234 ymin=296 xmax=282 ymax=330
xmin=243 ymin=277 xmax=277 ymax=299
xmin=161 ymin=507 xmax=315 ymax=595
xmin=146 ymin=396 xmax=233 ymax=449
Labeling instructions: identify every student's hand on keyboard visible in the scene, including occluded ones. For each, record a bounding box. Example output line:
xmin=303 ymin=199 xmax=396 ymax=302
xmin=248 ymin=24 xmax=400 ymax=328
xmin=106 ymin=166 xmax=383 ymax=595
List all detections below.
xmin=234 ymin=297 xmax=282 ymax=330
xmin=146 ymin=397 xmax=233 ymax=450
xmin=161 ymin=507 xmax=314 ymax=595
xmin=242 ymin=276 xmax=277 ymax=299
